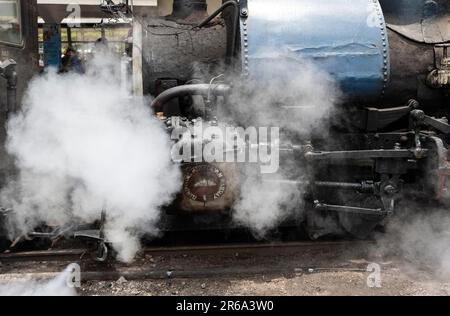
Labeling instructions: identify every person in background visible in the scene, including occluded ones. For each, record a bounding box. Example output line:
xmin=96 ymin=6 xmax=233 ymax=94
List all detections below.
xmin=60 ymin=47 xmax=84 ymax=74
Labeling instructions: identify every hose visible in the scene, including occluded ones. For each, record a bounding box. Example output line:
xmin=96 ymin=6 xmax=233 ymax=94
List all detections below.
xmin=151 ymin=84 xmax=231 ymax=113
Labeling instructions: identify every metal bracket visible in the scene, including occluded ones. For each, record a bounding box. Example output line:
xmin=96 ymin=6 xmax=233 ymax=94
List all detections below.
xmin=239 ymin=0 xmax=248 ymax=18
xmin=364 ymin=99 xmax=419 ymax=132
xmin=427 ymin=43 xmax=450 ymax=88
xmin=73 ymin=210 xmax=110 ymax=262
xmin=378 ymin=174 xmax=402 ymax=215
xmin=411 ymin=109 xmax=450 ymax=134
xmin=239 ymin=0 xmax=249 ymax=76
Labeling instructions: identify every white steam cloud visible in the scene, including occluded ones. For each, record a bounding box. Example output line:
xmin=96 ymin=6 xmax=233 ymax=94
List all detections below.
xmin=229 ymin=57 xmax=341 ymax=236
xmin=0 ymin=265 xmax=78 ymax=296
xmin=233 ymin=165 xmax=305 ymax=237
xmin=226 ymin=57 xmax=341 ymax=135
xmin=0 ymin=53 xmax=181 ymax=262
xmin=379 ymin=206 xmax=450 ymax=280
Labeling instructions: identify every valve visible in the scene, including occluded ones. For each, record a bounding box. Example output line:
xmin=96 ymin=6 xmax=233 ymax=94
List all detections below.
xmin=427 ymin=43 xmax=450 ymax=88
xmin=0 ymin=59 xmax=18 ymax=113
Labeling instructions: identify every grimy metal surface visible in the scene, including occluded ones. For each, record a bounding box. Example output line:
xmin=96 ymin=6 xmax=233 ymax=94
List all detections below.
xmin=241 ymin=0 xmax=390 ymax=99
xmin=141 ymin=1 xmax=227 ymax=96
xmin=379 ymin=0 xmax=450 ymax=105
xmin=0 ymin=0 xmax=39 ymax=187
xmin=0 ymin=0 xmax=39 ymax=111
xmin=380 ymin=0 xmax=450 ymax=43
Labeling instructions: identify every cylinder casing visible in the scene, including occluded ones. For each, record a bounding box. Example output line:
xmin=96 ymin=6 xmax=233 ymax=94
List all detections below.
xmin=241 ymin=0 xmax=390 ymax=100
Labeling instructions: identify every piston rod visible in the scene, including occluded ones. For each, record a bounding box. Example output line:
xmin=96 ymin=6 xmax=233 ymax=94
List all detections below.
xmin=314 ymin=201 xmax=388 ymax=216
xmin=262 ymin=179 xmax=377 ymax=193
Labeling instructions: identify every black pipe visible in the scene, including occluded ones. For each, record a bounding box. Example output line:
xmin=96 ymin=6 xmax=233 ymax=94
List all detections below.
xmin=151 ymin=84 xmax=231 ymax=113
xmin=196 ymin=0 xmax=239 ymax=63
xmin=6 ymin=69 xmax=17 ymax=113
xmin=0 ymin=59 xmax=18 ymax=113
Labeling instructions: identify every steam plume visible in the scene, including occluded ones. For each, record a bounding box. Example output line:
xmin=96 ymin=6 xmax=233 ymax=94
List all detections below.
xmin=0 ymin=265 xmax=78 ymax=296
xmin=1 ymin=52 xmax=181 ymax=262
xmin=229 ymin=57 xmax=341 ymax=236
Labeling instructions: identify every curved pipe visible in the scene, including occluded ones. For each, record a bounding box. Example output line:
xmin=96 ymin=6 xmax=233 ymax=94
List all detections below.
xmin=197 ymin=0 xmax=239 ymax=62
xmin=151 ymin=84 xmax=231 ymax=113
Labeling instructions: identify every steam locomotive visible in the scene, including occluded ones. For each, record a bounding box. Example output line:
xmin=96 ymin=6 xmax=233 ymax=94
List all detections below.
xmin=1 ymin=0 xmax=450 ymax=255
xmin=146 ymin=0 xmax=450 ymax=239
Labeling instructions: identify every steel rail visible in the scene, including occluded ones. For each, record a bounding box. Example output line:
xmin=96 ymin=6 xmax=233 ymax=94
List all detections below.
xmin=0 ymin=241 xmax=374 ymax=263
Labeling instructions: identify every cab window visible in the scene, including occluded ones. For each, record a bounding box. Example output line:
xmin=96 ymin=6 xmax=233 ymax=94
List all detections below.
xmin=0 ymin=0 xmax=22 ymax=45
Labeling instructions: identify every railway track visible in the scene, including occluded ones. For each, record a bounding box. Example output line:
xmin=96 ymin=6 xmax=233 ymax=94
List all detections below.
xmin=0 ymin=240 xmax=374 ymax=262
xmin=0 ymin=249 xmax=87 ymax=262
xmin=0 ymin=241 xmax=378 ymax=282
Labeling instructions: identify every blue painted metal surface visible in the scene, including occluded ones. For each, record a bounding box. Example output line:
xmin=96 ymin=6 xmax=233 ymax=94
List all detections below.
xmin=43 ymin=23 xmax=62 ymax=69
xmin=241 ymin=0 xmax=390 ymax=99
